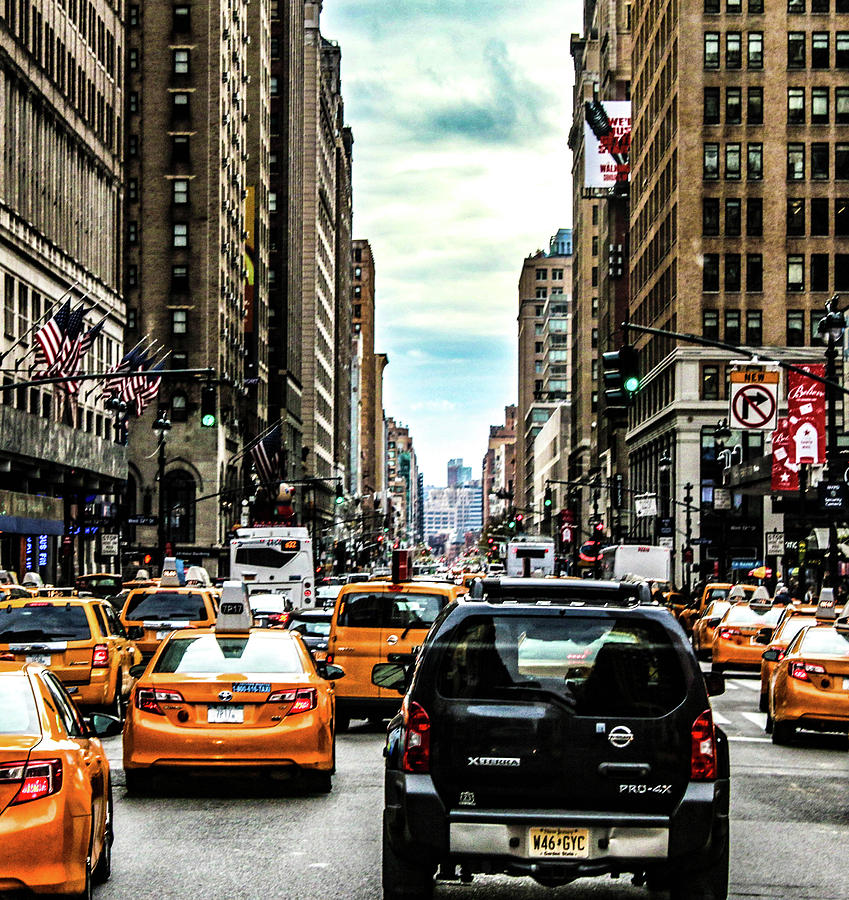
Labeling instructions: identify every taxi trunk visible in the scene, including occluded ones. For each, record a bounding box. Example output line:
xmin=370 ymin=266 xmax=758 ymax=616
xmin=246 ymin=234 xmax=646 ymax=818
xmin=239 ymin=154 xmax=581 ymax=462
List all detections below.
xmin=782 ymin=655 xmax=849 ymax=726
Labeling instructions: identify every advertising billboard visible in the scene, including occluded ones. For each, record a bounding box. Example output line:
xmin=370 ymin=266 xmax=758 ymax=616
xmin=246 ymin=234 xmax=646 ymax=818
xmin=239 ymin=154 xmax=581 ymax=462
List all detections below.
xmin=584 ymin=100 xmax=631 ymax=189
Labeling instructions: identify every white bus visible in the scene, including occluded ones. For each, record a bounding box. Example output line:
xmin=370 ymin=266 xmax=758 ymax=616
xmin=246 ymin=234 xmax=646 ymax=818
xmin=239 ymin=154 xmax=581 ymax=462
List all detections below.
xmin=506 ymin=539 xmax=556 ymax=577
xmin=229 ymin=526 xmax=316 ymax=609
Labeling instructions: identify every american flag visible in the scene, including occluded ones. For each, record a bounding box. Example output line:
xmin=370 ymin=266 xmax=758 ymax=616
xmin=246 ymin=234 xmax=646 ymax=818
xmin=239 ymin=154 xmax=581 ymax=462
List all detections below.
xmin=134 ymin=361 xmax=165 ymax=415
xmin=250 ymin=424 xmax=282 ymax=486
xmin=99 ymin=345 xmax=146 ymax=401
xmin=33 ymin=299 xmax=71 ymax=370
xmin=53 ymin=305 xmax=88 ymax=394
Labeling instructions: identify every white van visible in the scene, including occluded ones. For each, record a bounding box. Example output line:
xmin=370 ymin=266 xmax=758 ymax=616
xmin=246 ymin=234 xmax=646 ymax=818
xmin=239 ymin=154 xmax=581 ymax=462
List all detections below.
xmin=598 ymin=545 xmax=672 ymax=583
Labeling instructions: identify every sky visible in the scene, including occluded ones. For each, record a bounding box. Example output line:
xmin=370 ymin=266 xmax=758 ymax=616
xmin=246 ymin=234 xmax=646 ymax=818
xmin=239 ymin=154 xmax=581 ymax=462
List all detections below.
xmin=321 ymin=0 xmax=580 ymax=486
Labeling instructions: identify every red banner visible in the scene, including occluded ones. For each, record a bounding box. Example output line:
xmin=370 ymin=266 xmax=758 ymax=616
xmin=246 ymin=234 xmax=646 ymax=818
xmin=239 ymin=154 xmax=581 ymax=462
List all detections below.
xmin=771 ymin=417 xmax=799 ymax=491
xmin=787 ymin=363 xmax=826 ymax=464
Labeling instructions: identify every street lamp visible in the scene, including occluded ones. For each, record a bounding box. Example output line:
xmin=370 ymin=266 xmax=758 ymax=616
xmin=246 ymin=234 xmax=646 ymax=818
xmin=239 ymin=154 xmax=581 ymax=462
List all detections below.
xmin=713 ymin=419 xmax=733 ymax=581
xmin=152 ymin=413 xmax=172 ymax=560
xmin=817 ymin=295 xmax=846 ymax=587
xmin=656 ymin=451 xmax=672 ymax=547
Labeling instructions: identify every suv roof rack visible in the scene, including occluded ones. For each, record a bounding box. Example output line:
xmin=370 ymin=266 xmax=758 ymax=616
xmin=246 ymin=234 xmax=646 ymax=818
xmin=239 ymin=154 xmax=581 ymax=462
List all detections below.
xmin=469 ymin=577 xmax=652 ymax=607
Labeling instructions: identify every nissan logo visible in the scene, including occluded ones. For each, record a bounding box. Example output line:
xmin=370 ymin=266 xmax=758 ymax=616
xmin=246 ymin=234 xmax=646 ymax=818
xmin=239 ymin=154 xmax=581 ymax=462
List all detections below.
xmin=608 ymin=725 xmax=634 ymax=749
xmin=218 ymin=690 xmax=233 ymax=702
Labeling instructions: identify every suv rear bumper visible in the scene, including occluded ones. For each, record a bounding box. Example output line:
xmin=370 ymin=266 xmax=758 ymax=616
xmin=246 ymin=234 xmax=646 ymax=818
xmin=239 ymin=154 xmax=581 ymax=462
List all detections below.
xmin=385 ymin=772 xmax=728 ymax=870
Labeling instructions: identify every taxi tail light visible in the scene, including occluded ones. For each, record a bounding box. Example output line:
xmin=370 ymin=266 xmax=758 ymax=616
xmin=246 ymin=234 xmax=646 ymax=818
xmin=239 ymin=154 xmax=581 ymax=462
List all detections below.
xmin=92 ymin=643 xmax=109 ymax=667
xmin=267 ymin=613 xmax=290 ymax=626
xmin=690 ymin=710 xmax=717 ymax=782
xmin=401 ymin=701 xmax=431 ymax=774
xmin=718 ymin=628 xmax=740 ymax=640
xmin=136 ymin=687 xmax=184 ymax=715
xmin=0 ymin=759 xmax=64 ymax=804
xmin=790 ymin=662 xmax=825 ymax=681
xmin=288 ymin=687 xmax=317 ymax=715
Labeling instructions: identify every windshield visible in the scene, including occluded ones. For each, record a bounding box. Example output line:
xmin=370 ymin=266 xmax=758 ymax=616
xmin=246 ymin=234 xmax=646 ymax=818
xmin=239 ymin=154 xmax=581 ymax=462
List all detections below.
xmin=799 ymin=627 xmax=849 ymax=657
xmin=774 ymin=616 xmax=816 ymax=644
xmin=721 ymin=605 xmax=778 ymax=627
xmin=437 ymin=614 xmax=687 ymax=718
xmin=339 ymin=592 xmax=446 ymax=629
xmin=125 ymin=591 xmax=209 ymax=621
xmin=706 ymin=588 xmax=729 ymax=602
xmin=288 ymin=618 xmax=331 ymax=637
xmin=154 ymin=634 xmax=304 ymax=674
xmin=0 ymin=676 xmax=40 ymax=734
xmin=0 ymin=605 xmax=91 ymax=642
xmin=705 ymin=601 xmax=731 ymax=620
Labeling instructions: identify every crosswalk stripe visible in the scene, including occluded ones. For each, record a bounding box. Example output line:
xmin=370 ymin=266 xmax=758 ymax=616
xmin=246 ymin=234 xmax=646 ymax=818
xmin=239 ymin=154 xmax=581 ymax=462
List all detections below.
xmin=724 ymin=681 xmax=740 ymax=690
xmin=728 ymin=735 xmax=771 ymax=743
xmin=741 ymin=711 xmax=768 ymax=729
xmin=712 ymin=711 xmax=731 ymax=725
xmin=729 ymin=679 xmax=760 ymax=692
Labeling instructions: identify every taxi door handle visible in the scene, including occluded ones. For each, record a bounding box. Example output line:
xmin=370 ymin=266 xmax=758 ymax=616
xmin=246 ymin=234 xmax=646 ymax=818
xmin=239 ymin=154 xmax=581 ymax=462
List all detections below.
xmin=337 ymin=647 xmax=355 ymax=653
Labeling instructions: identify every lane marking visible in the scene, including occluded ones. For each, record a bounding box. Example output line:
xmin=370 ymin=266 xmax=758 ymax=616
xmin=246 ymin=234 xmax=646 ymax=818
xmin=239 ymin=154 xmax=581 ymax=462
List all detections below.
xmin=713 ymin=711 xmax=731 ymax=725
xmin=725 ymin=681 xmax=740 ymax=690
xmin=730 ymin=679 xmax=760 ymax=692
xmin=728 ymin=735 xmax=771 ymax=743
xmin=741 ymin=711 xmax=768 ymax=729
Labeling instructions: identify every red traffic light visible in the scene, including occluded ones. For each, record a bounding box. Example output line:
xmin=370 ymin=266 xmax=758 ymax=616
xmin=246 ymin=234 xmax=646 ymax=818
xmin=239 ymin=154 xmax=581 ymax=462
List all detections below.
xmin=515 ymin=514 xmax=524 ymax=522
xmin=593 ymin=521 xmax=604 ymax=533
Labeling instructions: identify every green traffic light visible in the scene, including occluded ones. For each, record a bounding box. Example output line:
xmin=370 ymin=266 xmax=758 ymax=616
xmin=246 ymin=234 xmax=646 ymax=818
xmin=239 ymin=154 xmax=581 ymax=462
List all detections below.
xmin=508 ymin=521 xmax=516 ymax=529
xmin=544 ymin=498 xmax=552 ymax=507
xmin=624 ymin=376 xmax=640 ymax=394
xmin=201 ymin=413 xmax=216 ymax=427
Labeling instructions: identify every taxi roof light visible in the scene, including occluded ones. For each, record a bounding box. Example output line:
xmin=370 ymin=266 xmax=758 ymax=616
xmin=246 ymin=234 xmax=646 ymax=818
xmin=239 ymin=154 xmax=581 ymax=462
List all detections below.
xmin=815 ymin=589 xmax=838 ymax=622
xmin=215 ymin=581 xmax=253 ymax=633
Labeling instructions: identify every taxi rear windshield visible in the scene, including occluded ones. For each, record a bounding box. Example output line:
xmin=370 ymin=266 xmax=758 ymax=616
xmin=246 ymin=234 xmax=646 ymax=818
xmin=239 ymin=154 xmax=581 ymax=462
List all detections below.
xmin=125 ymin=591 xmax=208 ymax=621
xmin=338 ymin=592 xmax=445 ymax=629
xmin=799 ymin=627 xmax=849 ymax=657
xmin=155 ymin=634 xmax=303 ymax=673
xmin=0 ymin=605 xmax=92 ymax=642
xmin=722 ymin=605 xmax=781 ymax=627
xmin=0 ymin=676 xmax=40 ymax=734
xmin=437 ymin=615 xmax=687 ymax=718
xmin=289 ymin=618 xmax=331 ymax=637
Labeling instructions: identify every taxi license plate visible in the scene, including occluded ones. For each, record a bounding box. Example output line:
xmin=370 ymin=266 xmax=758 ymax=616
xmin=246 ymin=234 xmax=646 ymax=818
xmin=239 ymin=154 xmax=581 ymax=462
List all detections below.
xmin=26 ymin=654 xmax=51 ymax=665
xmin=528 ymin=827 xmax=590 ymax=858
xmin=207 ymin=705 xmax=244 ymax=724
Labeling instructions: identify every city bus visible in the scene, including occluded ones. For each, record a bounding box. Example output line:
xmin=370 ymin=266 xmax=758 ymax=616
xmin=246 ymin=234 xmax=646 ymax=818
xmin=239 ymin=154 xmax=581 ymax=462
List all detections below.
xmin=229 ymin=526 xmax=316 ymax=609
xmin=505 ymin=538 xmax=556 ymax=577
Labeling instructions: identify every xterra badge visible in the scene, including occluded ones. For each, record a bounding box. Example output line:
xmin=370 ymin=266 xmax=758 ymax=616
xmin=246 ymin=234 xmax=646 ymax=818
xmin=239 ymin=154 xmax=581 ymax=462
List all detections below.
xmin=467 ymin=757 xmax=520 ymax=767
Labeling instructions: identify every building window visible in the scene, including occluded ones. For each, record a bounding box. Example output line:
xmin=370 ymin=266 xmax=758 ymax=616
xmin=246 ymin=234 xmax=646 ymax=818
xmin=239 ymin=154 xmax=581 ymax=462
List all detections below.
xmin=704 ymin=143 xmax=720 ymax=179
xmin=788 ymin=32 xmax=806 ymax=67
xmin=128 ymin=177 xmax=138 ymax=202
xmin=705 ymin=32 xmax=720 ymax=68
xmin=704 ymin=87 xmax=720 ymax=124
xmin=838 ymin=255 xmax=849 ymax=291
xmin=129 ymin=48 xmax=139 ymax=70
xmin=726 ymin=143 xmax=741 ymax=179
xmin=788 ymin=0 xmax=805 ymax=11
xmin=726 ymin=198 xmax=742 ymax=235
xmin=787 ymin=143 xmax=805 ymax=179
xmin=726 ymin=32 xmax=742 ymax=67
xmin=128 ymin=134 xmax=139 ymax=156
xmin=726 ymin=87 xmax=742 ymax=124
xmin=703 ymin=365 xmax=721 ymax=400
xmin=703 ymin=309 xmax=720 ymax=340
xmin=270 ymin=37 xmax=280 ymax=58
xmin=591 ymin=328 xmax=599 ymax=348
xmin=129 ymin=5 xmax=140 ymax=26
xmin=703 ymin=254 xmax=720 ymax=291
xmin=705 ymin=0 xmax=720 ymax=10
xmin=787 ymin=87 xmax=805 ymax=124
xmin=812 ymin=33 xmax=829 ymax=68
xmin=725 ymin=310 xmax=741 ymax=344
xmin=837 ymin=33 xmax=849 ymax=68
xmin=128 ymin=265 xmax=138 ymax=287
xmin=592 ymin=296 xmax=599 ymax=316
xmin=747 ymin=143 xmax=763 ymax=179
xmin=270 ymin=76 xmax=279 ymax=96
xmin=269 ymin=191 xmax=277 ymax=212
xmin=746 ymin=310 xmax=763 ymax=345
xmin=811 ymin=253 xmax=829 ymax=291
xmin=747 ymin=32 xmax=763 ymax=67
xmin=836 ymin=198 xmax=849 ymax=235
xmin=747 ymin=254 xmax=763 ymax=292
xmin=747 ymin=87 xmax=763 ymax=124
xmin=591 ymin=267 xmax=598 ymax=286
xmin=127 ymin=308 xmax=138 ymax=330
xmin=172 ymin=179 xmax=188 ymax=204
xmin=811 ymin=197 xmax=829 ymax=234
xmin=171 ymin=391 xmax=188 ymax=422
xmin=811 ymin=142 xmax=829 ymax=179
xmin=703 ymin=198 xmax=720 ymax=235
xmin=837 ymin=88 xmax=849 ymax=123
xmin=172 ymin=136 xmax=189 ymax=163
xmin=129 ymin=91 xmax=139 ymax=114
xmin=787 ymin=310 xmax=805 ymax=346
xmin=837 ymin=143 xmax=849 ymax=179
xmin=787 ymin=198 xmax=805 ymax=235
xmin=725 ymin=254 xmax=742 ymax=292
xmin=535 ymin=287 xmax=547 ymax=299
xmin=172 ymin=265 xmax=189 ymax=291
xmin=747 ymin=198 xmax=763 ymax=235
xmin=128 ymin=221 xmax=138 ymax=244
xmin=173 ymin=5 xmax=190 ymax=32
xmin=749 ymin=0 xmax=764 ymax=10
xmin=172 ymin=92 xmax=189 ymax=118
xmin=173 ymin=49 xmax=189 ymax=74
xmin=812 ymin=87 xmax=829 ymax=123
xmin=171 ymin=309 xmax=187 ymax=334
xmin=535 ymin=268 xmax=547 ymax=280
xmin=728 ymin=0 xmax=742 ymax=10
xmin=787 ymin=255 xmax=805 ymax=291
xmin=534 ymin=342 xmax=543 ymax=353
xmin=173 ymin=223 xmax=188 ymax=247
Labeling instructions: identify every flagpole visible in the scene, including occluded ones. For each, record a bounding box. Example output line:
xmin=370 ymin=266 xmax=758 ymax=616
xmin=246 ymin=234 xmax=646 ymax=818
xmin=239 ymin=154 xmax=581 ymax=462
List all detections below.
xmin=0 ymin=279 xmax=82 ymax=365
xmin=81 ymin=334 xmax=151 ymax=402
xmin=10 ymin=287 xmax=93 ymax=370
xmin=229 ymin=418 xmax=286 ymax=467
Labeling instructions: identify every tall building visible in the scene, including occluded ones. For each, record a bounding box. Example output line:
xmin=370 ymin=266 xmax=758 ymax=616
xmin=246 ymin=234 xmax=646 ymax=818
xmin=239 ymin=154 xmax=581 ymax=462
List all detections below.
xmin=424 ymin=482 xmax=483 ymax=544
xmin=625 ymin=0 xmax=840 ymax=581
xmin=0 ymin=0 xmax=126 ymax=580
xmin=124 ymin=1 xmax=257 ymax=571
xmin=515 ymin=230 xmax=574 ymax=520
xmin=482 ymin=405 xmax=517 ymax=523
xmin=386 ymin=418 xmax=420 ymax=545
xmin=447 ymin=458 xmax=472 ymax=487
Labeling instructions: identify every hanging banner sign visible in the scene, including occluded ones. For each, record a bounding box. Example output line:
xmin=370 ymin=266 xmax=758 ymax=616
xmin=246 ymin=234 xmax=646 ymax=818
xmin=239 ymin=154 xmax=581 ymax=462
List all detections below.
xmin=787 ymin=364 xmax=826 ymax=464
xmin=771 ymin=417 xmax=799 ymax=491
xmin=584 ymin=101 xmax=631 ymax=188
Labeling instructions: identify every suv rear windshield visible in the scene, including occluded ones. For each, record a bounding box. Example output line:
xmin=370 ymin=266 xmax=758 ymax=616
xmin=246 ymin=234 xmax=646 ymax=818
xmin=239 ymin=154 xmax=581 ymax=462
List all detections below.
xmin=437 ymin=614 xmax=687 ymax=718
xmin=0 ymin=605 xmax=92 ymax=642
xmin=155 ymin=634 xmax=303 ymax=673
xmin=338 ymin=592 xmax=445 ymax=629
xmin=0 ymin=676 xmax=40 ymax=734
xmin=125 ymin=591 xmax=208 ymax=621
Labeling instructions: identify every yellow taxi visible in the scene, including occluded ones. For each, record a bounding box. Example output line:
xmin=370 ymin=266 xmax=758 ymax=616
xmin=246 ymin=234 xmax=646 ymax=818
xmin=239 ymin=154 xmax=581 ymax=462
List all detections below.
xmin=0 ymin=595 xmax=142 ymax=718
xmin=75 ymin=572 xmax=123 ymax=599
xmin=678 ymin=582 xmax=733 ymax=635
xmin=120 ymin=571 xmax=218 ymax=659
xmin=327 ymin=573 xmax=463 ymax=731
xmin=758 ymin=609 xmax=819 ymax=712
xmin=0 ymin=661 xmax=120 ymax=896
xmin=691 ymin=599 xmax=732 ymax=660
xmin=767 ymin=602 xmax=849 ymax=744
xmin=124 ymin=582 xmax=342 ymax=793
xmin=710 ymin=594 xmax=784 ymax=673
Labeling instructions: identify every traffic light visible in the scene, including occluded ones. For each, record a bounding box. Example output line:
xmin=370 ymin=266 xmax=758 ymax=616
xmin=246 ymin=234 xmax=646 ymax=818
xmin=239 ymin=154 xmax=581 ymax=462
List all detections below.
xmin=602 ymin=344 xmax=640 ymax=420
xmin=593 ymin=520 xmax=604 ymax=535
xmin=334 ymin=483 xmax=345 ymax=505
xmin=543 ymin=486 xmax=553 ymax=508
xmin=543 ymin=486 xmax=553 ymax=534
xmin=200 ymin=384 xmax=217 ymax=427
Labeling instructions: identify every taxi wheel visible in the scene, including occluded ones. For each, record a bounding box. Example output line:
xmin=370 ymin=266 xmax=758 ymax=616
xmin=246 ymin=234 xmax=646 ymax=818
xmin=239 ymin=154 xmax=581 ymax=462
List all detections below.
xmin=107 ymin=688 xmax=125 ymax=722
xmin=382 ymin=812 xmax=435 ymax=900
xmin=711 ymin=663 xmax=725 ymax=675
xmin=764 ymin=712 xmax=773 ymax=734
xmin=125 ymin=769 xmax=153 ymax=795
xmin=758 ymin=691 xmax=768 ymax=713
xmin=69 ymin=831 xmax=94 ymax=900
xmin=92 ymin=782 xmax=113 ymax=884
xmin=771 ymin=720 xmax=796 ymax=745
xmin=304 ymin=770 xmax=332 ymax=794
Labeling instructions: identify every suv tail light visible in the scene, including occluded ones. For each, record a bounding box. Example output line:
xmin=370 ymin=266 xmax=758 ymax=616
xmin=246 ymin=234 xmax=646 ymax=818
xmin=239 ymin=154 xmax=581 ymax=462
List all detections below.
xmin=789 ymin=662 xmax=825 ymax=681
xmin=401 ymin=701 xmax=431 ymax=774
xmin=268 ymin=687 xmax=317 ymax=714
xmin=690 ymin=710 xmax=717 ymax=782
xmin=92 ymin=644 xmax=109 ymax=667
xmin=135 ymin=687 xmax=184 ymax=715
xmin=0 ymin=759 xmax=63 ymax=804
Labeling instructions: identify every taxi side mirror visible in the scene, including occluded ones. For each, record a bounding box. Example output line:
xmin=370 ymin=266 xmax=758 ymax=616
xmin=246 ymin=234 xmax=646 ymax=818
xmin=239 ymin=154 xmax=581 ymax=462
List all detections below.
xmin=703 ymin=671 xmax=725 ymax=697
xmin=87 ymin=713 xmax=123 ymax=738
xmin=371 ymin=662 xmax=407 ymax=694
xmin=130 ymin=663 xmax=147 ymax=679
xmin=318 ymin=662 xmax=345 ymax=680
xmin=761 ymin=648 xmax=782 ymax=661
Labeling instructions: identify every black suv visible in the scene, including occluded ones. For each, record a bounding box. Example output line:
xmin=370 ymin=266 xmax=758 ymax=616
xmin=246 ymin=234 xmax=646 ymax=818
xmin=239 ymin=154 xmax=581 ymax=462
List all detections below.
xmin=375 ymin=577 xmax=729 ymax=900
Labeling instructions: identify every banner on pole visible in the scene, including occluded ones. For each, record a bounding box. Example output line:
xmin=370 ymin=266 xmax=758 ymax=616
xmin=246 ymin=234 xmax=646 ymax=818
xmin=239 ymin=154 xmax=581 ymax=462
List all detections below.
xmin=787 ymin=363 xmax=826 ymax=464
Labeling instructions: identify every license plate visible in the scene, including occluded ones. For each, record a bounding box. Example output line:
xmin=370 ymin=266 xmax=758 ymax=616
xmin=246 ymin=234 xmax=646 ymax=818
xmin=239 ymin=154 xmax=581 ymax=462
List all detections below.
xmin=528 ymin=827 xmax=590 ymax=858
xmin=25 ymin=654 xmax=51 ymax=666
xmin=207 ymin=705 xmax=244 ymax=724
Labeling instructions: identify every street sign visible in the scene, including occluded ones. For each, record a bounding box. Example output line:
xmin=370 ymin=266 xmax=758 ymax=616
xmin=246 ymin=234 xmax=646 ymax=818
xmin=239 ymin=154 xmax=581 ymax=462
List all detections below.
xmin=765 ymin=532 xmax=784 ymax=556
xmin=635 ymin=494 xmax=657 ymax=518
xmin=658 ymin=537 xmax=674 ymax=550
xmin=127 ymin=515 xmax=157 ymax=526
xmin=729 ymin=370 xmax=779 ymax=432
xmin=820 ymin=481 xmax=847 ymax=511
xmin=713 ymin=488 xmax=732 ymax=510
xmin=657 ymin=516 xmax=674 ymax=538
xmin=101 ymin=534 xmax=119 ymax=556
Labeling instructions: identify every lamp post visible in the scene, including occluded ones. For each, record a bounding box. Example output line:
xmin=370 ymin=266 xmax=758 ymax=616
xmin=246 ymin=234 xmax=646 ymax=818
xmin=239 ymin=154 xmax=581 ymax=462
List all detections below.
xmin=714 ymin=418 xmax=733 ymax=581
xmin=152 ymin=413 xmax=172 ymax=560
xmin=656 ymin=450 xmax=672 ymax=547
xmin=817 ymin=295 xmax=846 ymax=587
